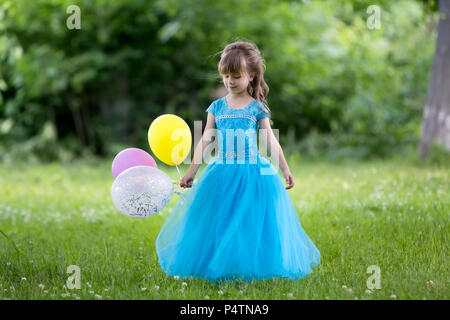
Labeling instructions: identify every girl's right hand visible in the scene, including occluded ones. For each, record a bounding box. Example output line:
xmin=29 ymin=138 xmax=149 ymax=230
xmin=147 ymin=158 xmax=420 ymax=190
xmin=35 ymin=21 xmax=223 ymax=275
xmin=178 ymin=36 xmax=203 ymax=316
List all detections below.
xmin=180 ymin=174 xmax=194 ymax=188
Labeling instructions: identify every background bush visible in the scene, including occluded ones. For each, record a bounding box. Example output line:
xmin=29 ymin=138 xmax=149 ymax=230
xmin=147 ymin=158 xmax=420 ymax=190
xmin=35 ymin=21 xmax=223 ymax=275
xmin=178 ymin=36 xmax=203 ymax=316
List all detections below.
xmin=0 ymin=0 xmax=437 ymax=162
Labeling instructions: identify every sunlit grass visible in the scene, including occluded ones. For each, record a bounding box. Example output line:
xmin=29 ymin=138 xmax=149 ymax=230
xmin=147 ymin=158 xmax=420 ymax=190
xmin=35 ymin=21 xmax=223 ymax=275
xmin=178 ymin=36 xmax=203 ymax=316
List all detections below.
xmin=0 ymin=154 xmax=448 ymax=300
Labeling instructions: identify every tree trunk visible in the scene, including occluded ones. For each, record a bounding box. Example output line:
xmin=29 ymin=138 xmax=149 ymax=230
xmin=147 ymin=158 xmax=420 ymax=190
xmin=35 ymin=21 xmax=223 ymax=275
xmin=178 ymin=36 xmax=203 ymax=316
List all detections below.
xmin=418 ymin=0 xmax=450 ymax=160
xmin=63 ymin=92 xmax=86 ymax=148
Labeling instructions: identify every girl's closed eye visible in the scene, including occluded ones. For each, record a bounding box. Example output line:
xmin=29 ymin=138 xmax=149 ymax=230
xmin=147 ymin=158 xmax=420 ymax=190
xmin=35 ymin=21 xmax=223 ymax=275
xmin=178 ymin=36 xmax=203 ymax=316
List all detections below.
xmin=224 ymin=75 xmax=240 ymax=79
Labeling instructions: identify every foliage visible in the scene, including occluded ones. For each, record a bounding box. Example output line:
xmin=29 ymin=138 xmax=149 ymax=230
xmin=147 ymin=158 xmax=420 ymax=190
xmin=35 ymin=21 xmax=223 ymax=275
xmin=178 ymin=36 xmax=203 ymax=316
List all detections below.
xmin=0 ymin=0 xmax=438 ymax=161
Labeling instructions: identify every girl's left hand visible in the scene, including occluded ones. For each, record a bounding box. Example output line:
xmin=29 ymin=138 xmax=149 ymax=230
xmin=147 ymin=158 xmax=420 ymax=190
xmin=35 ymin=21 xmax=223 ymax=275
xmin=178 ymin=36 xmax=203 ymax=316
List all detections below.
xmin=284 ymin=171 xmax=295 ymax=189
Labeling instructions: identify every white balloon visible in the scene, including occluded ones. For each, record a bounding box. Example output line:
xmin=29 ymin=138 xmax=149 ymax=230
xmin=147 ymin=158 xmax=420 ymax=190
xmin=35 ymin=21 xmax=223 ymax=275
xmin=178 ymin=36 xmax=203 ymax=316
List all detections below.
xmin=111 ymin=166 xmax=173 ymax=218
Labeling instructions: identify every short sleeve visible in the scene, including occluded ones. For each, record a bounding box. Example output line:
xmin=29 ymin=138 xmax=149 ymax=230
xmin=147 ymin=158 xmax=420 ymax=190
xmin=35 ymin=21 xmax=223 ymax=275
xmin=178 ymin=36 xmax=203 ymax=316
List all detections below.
xmin=256 ymin=103 xmax=271 ymax=121
xmin=205 ymin=101 xmax=217 ymax=116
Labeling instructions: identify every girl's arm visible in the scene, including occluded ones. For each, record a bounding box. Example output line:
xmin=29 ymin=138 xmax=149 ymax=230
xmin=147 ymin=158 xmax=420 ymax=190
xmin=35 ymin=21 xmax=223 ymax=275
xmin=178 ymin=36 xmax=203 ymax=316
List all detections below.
xmin=258 ymin=117 xmax=295 ymax=189
xmin=181 ymin=112 xmax=216 ymax=187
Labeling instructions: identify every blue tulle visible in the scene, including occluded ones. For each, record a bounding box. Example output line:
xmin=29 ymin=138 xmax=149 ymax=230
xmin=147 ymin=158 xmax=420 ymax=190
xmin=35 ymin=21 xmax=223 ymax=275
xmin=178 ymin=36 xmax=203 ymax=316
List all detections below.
xmin=156 ymin=96 xmax=320 ymax=282
xmin=156 ymin=155 xmax=320 ymax=282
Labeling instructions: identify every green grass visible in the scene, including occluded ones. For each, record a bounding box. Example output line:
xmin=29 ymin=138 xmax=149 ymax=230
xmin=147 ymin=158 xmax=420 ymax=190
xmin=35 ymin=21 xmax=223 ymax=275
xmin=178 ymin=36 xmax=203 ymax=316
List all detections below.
xmin=0 ymin=154 xmax=448 ymax=300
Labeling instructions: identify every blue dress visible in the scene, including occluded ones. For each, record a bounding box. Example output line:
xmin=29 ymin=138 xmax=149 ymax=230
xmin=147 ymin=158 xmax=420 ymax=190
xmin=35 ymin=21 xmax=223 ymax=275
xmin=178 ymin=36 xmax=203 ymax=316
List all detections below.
xmin=156 ymin=96 xmax=320 ymax=282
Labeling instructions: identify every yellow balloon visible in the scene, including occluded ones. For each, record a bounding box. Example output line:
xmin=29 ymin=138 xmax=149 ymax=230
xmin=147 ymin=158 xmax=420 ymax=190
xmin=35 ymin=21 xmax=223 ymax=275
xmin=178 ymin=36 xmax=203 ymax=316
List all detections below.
xmin=148 ymin=114 xmax=192 ymax=166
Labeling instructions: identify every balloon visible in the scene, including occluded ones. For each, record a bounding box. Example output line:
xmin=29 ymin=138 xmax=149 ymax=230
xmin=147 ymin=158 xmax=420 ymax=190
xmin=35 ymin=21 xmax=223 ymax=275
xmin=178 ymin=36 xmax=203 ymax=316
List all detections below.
xmin=112 ymin=148 xmax=157 ymax=179
xmin=111 ymin=166 xmax=173 ymax=218
xmin=148 ymin=114 xmax=192 ymax=166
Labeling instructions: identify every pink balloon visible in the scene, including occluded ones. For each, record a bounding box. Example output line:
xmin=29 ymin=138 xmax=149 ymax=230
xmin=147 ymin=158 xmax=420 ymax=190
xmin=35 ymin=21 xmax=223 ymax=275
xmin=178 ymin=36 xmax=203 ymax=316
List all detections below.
xmin=112 ymin=148 xmax=157 ymax=179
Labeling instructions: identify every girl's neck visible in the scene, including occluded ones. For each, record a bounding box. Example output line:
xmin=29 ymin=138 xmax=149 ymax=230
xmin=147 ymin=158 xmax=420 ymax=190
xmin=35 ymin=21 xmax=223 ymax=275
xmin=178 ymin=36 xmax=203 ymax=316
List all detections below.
xmin=227 ymin=92 xmax=253 ymax=101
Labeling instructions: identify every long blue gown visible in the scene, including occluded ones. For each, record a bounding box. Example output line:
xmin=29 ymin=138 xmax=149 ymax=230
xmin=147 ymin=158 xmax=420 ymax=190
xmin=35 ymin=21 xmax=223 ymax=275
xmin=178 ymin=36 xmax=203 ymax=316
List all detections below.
xmin=156 ymin=96 xmax=320 ymax=282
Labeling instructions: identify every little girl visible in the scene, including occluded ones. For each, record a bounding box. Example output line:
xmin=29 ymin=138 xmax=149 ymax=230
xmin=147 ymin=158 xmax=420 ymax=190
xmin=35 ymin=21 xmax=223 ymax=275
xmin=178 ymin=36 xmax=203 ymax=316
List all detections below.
xmin=156 ymin=41 xmax=320 ymax=282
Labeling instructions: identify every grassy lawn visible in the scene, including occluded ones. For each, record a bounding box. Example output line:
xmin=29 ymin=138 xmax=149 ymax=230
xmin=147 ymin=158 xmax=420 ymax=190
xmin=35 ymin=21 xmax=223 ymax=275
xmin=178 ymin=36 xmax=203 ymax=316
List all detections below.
xmin=0 ymin=154 xmax=448 ymax=300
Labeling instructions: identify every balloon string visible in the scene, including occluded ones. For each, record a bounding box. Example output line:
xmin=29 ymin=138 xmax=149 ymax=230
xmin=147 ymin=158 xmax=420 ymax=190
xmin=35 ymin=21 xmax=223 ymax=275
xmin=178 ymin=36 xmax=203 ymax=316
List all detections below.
xmin=174 ymin=165 xmax=185 ymax=202
xmin=172 ymin=164 xmax=194 ymax=204
xmin=173 ymin=165 xmax=186 ymax=200
xmin=175 ymin=165 xmax=182 ymax=180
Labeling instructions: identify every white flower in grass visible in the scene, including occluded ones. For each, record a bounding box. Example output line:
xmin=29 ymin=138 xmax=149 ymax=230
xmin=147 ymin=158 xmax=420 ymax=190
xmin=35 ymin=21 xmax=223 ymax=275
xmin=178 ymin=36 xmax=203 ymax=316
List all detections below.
xmin=204 ymin=295 xmax=210 ymax=300
xmin=218 ymin=290 xmax=224 ymax=295
xmin=173 ymin=275 xmax=179 ymax=280
xmin=287 ymin=293 xmax=295 ymax=299
xmin=390 ymin=294 xmax=397 ymax=299
xmin=38 ymin=284 xmax=45 ymax=290
xmin=342 ymin=285 xmax=347 ymax=289
xmin=21 ymin=277 xmax=27 ymax=281
xmin=154 ymin=285 xmax=160 ymax=290
xmin=365 ymin=289 xmax=373 ymax=295
xmin=426 ymin=280 xmax=435 ymax=287
xmin=43 ymin=290 xmax=48 ymax=294
xmin=182 ymin=282 xmax=187 ymax=287
xmin=89 ymin=290 xmax=94 ymax=294
xmin=86 ymin=282 xmax=92 ymax=288
xmin=95 ymin=294 xmax=102 ymax=299
xmin=141 ymin=288 xmax=147 ymax=291
xmin=75 ymin=296 xmax=80 ymax=300
xmin=104 ymin=288 xmax=109 ymax=292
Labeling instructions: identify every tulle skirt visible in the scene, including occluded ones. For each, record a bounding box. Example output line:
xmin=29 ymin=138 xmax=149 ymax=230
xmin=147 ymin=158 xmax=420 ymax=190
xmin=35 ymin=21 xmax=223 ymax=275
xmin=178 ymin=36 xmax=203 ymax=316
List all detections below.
xmin=156 ymin=155 xmax=320 ymax=282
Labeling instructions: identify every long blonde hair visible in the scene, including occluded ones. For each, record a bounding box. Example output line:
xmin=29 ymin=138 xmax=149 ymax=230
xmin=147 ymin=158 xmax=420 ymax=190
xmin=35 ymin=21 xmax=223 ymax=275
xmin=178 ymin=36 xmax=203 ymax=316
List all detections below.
xmin=217 ymin=41 xmax=272 ymax=120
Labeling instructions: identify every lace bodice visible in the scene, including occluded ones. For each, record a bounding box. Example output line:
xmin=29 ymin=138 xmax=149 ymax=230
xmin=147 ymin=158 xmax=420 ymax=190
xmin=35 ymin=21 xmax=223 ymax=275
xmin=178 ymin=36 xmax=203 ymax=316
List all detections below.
xmin=205 ymin=96 xmax=271 ymax=163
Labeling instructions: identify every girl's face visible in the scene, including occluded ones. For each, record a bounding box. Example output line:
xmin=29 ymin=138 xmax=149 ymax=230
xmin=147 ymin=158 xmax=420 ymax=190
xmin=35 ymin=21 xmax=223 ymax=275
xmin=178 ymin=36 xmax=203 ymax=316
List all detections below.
xmin=221 ymin=70 xmax=254 ymax=95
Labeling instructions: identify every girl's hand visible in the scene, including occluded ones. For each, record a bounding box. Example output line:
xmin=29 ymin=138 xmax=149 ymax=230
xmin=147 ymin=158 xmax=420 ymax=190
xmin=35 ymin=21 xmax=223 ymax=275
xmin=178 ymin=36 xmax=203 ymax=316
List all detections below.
xmin=180 ymin=174 xmax=194 ymax=188
xmin=284 ymin=171 xmax=295 ymax=190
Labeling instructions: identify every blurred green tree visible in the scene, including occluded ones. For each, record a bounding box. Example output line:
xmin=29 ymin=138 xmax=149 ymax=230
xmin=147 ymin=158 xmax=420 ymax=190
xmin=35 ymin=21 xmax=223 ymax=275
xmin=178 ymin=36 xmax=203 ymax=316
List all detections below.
xmin=0 ymin=0 xmax=438 ymax=162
